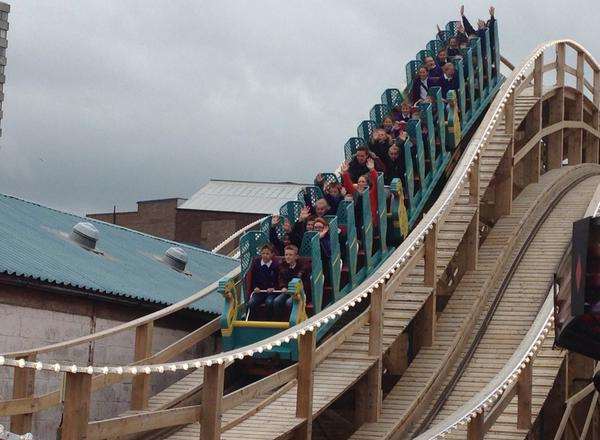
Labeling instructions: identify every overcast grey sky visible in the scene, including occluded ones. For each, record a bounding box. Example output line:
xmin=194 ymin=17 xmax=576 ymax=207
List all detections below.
xmin=0 ymin=0 xmax=598 ymax=215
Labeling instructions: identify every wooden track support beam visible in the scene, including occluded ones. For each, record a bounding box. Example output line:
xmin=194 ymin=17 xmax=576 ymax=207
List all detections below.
xmin=296 ymin=329 xmax=316 ymax=439
xmin=497 ymin=96 xmax=514 ymax=218
xmin=10 ymin=354 xmax=36 ymax=434
xmin=590 ymin=68 xmax=600 ymax=164
xmin=201 ymin=363 xmax=225 ymax=440
xmin=131 ymin=322 xmax=154 ymax=410
xmin=61 ymin=372 xmax=92 ymax=440
xmin=365 ymin=284 xmax=383 ymax=422
xmin=556 ymin=43 xmax=566 ymax=86
xmin=547 ymin=88 xmax=565 ymax=169
xmin=383 ymin=333 xmax=408 ymax=376
xmin=424 ymin=224 xmax=437 ymax=287
xmin=517 ymin=361 xmax=533 ymax=429
xmin=467 ymin=410 xmax=484 ymax=440
xmin=466 ymin=210 xmax=479 ymax=271
xmin=534 ymin=52 xmax=544 ymax=97
xmin=469 ymin=157 xmax=480 ymax=205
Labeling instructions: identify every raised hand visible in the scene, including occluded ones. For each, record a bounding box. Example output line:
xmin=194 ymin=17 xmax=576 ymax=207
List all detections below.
xmin=460 ymin=5 xmax=465 ymax=16
xmin=341 ymin=161 xmax=349 ymax=172
xmin=300 ymin=206 xmax=310 ymax=220
xmin=436 ymin=24 xmax=441 ymax=32
xmin=271 ymin=215 xmax=280 ymax=225
xmin=315 ymin=173 xmax=324 ymax=182
xmin=489 ymin=6 xmax=495 ymax=16
xmin=366 ymin=158 xmax=375 ymax=170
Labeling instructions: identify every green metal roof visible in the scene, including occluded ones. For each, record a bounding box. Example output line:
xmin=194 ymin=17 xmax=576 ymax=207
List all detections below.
xmin=0 ymin=193 xmax=239 ymax=314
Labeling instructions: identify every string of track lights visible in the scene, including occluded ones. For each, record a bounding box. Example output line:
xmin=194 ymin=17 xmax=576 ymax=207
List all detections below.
xmin=423 ymin=312 xmax=554 ymax=439
xmin=0 ymin=41 xmax=565 ymax=377
xmin=0 ymin=425 xmax=32 ymax=440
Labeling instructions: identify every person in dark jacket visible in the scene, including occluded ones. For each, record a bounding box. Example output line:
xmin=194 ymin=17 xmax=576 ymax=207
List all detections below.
xmin=446 ymin=37 xmax=462 ymax=58
xmin=411 ymin=67 xmax=439 ymax=104
xmin=424 ymin=56 xmax=442 ymax=79
xmin=382 ymin=143 xmax=405 ymax=186
xmin=348 ymin=146 xmax=384 ymax=183
xmin=391 ymin=101 xmax=413 ymax=123
xmin=247 ymin=244 xmax=280 ymax=319
xmin=273 ymin=244 xmax=305 ymax=319
xmin=455 ymin=22 xmax=470 ymax=47
xmin=369 ymin=128 xmax=393 ymax=159
xmin=461 ymin=5 xmax=495 ymax=41
xmin=436 ymin=49 xmax=449 ymax=70
xmin=441 ymin=62 xmax=460 ymax=99
xmin=323 ymin=182 xmax=345 ymax=213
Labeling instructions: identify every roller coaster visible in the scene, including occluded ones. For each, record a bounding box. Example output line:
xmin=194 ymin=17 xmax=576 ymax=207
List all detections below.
xmin=3 ymin=8 xmax=600 ymax=440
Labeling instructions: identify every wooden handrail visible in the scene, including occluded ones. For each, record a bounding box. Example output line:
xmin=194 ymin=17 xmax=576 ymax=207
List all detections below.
xmin=0 ymin=319 xmax=220 ymax=416
xmin=86 ymin=404 xmax=201 ymax=439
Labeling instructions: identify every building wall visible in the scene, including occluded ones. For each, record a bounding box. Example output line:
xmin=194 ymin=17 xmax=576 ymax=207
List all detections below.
xmin=0 ymin=283 xmax=214 ymax=439
xmin=89 ymin=199 xmax=263 ymax=251
xmin=175 ymin=209 xmax=262 ymax=251
xmin=88 ymin=198 xmax=181 ymax=241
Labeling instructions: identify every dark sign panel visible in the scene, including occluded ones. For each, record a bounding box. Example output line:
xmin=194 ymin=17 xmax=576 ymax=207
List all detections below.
xmin=555 ymin=217 xmax=600 ymax=360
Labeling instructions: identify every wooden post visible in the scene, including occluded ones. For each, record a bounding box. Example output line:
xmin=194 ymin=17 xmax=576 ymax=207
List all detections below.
xmin=424 ymin=225 xmax=437 ymax=287
xmin=10 ymin=354 xmax=36 ymax=434
xmin=576 ymin=51 xmax=585 ymax=93
xmin=363 ymin=285 xmax=383 ymax=422
xmin=131 ymin=322 xmax=154 ymax=410
xmin=467 ymin=411 xmax=484 ymax=440
xmin=383 ymin=333 xmax=408 ymax=375
xmin=497 ymin=94 xmax=514 ymax=218
xmin=200 ymin=363 xmax=225 ymax=440
xmin=534 ymin=52 xmax=544 ymax=97
xmin=556 ymin=43 xmax=566 ymax=87
xmin=466 ymin=210 xmax=479 ymax=271
xmin=62 ymin=372 xmax=92 ymax=440
xmin=469 ymin=157 xmax=480 ymax=205
xmin=566 ymin=128 xmax=583 ymax=165
xmin=296 ymin=330 xmax=316 ymax=439
xmin=591 ymin=69 xmax=600 ymax=164
xmin=517 ymin=362 xmax=533 ymax=429
xmin=504 ymin=93 xmax=515 ymax=136
xmin=547 ymin=89 xmax=565 ymax=169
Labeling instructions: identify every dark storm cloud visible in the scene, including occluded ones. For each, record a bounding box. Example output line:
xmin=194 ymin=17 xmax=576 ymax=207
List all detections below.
xmin=0 ymin=0 xmax=599 ymax=214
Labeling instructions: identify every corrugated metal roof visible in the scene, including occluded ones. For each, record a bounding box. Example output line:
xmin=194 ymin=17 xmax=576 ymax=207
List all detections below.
xmin=179 ymin=179 xmax=307 ymax=214
xmin=0 ymin=194 xmax=239 ymax=314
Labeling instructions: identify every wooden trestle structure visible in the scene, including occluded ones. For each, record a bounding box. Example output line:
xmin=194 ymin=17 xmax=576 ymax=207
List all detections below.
xmin=4 ymin=40 xmax=600 ymax=440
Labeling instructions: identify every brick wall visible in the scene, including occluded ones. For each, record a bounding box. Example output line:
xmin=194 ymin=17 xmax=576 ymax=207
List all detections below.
xmin=0 ymin=283 xmax=215 ymax=439
xmin=175 ymin=209 xmax=262 ymax=250
xmin=88 ymin=198 xmax=182 ymax=241
xmin=88 ymin=200 xmax=263 ymax=251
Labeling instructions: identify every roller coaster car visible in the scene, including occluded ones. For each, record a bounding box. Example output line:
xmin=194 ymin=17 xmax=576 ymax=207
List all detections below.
xmin=554 ymin=216 xmax=600 ymax=360
xmin=219 ymin=229 xmax=324 ymax=361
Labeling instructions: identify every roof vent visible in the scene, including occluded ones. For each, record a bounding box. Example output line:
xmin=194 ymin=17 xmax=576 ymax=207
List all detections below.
xmin=71 ymin=222 xmax=99 ymax=250
xmin=163 ymin=246 xmax=188 ymax=272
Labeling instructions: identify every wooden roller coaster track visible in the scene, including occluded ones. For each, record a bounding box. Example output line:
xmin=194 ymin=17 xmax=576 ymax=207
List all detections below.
xmin=3 ymin=39 xmax=600 ymax=440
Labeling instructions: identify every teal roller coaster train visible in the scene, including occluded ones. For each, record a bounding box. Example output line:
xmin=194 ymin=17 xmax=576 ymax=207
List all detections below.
xmin=218 ymin=17 xmax=503 ymax=361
